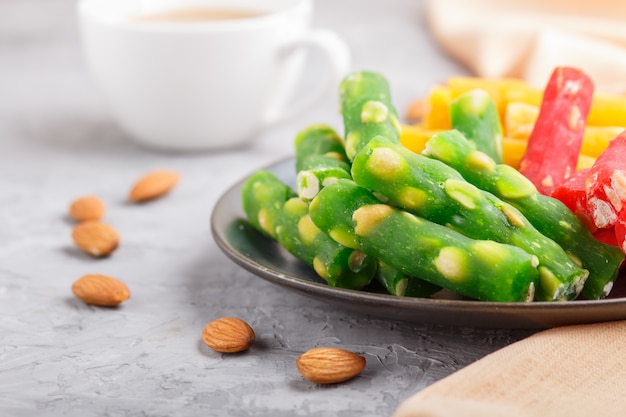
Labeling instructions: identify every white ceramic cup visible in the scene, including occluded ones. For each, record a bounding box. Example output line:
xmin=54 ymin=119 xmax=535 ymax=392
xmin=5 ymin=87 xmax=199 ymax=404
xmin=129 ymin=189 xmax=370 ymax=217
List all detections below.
xmin=77 ymin=0 xmax=350 ymax=151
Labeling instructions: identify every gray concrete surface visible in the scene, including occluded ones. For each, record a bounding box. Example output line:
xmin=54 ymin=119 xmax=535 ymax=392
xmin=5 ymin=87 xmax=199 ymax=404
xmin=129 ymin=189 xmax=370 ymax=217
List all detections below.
xmin=0 ymin=1 xmax=536 ymax=415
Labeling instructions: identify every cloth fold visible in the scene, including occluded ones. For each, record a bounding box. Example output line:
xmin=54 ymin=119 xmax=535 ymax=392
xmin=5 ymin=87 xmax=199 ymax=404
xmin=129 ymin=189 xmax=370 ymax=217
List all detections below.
xmin=391 ymin=320 xmax=626 ymax=417
xmin=425 ymin=0 xmax=626 ymax=93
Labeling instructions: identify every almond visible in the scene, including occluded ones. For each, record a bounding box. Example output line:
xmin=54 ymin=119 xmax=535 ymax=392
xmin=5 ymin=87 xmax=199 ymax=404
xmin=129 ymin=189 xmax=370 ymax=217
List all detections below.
xmin=129 ymin=170 xmax=180 ymax=202
xmin=405 ymin=98 xmax=426 ymax=122
xmin=201 ymin=317 xmax=255 ymax=353
xmin=69 ymin=195 xmax=106 ymax=222
xmin=72 ymin=220 xmax=119 ymax=257
xmin=72 ymin=274 xmax=130 ymax=306
xmin=296 ymin=347 xmax=366 ymax=384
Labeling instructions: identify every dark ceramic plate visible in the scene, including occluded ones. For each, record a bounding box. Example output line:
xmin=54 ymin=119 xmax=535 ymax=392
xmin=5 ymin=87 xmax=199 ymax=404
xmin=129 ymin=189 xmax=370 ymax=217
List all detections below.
xmin=210 ymin=157 xmax=626 ymax=329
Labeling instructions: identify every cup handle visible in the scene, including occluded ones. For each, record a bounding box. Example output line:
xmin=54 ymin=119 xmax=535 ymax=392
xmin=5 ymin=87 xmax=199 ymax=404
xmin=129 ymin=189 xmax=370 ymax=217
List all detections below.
xmin=262 ymin=29 xmax=351 ymax=126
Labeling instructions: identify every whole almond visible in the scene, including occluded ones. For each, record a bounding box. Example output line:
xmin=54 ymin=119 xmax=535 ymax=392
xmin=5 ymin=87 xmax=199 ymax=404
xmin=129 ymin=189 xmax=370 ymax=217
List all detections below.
xmin=129 ymin=170 xmax=180 ymax=202
xmin=69 ymin=195 xmax=106 ymax=222
xmin=72 ymin=220 xmax=120 ymax=257
xmin=72 ymin=274 xmax=130 ymax=306
xmin=201 ymin=317 xmax=255 ymax=353
xmin=296 ymin=347 xmax=366 ymax=384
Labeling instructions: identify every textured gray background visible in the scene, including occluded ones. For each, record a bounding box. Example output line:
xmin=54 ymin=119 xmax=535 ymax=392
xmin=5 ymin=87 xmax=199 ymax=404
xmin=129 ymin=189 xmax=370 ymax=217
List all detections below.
xmin=0 ymin=0 xmax=536 ymax=415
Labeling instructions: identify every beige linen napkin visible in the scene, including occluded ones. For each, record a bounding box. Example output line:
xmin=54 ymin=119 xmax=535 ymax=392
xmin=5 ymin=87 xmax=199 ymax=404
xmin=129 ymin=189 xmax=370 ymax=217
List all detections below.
xmin=392 ymin=320 xmax=626 ymax=417
xmin=425 ymin=0 xmax=626 ymax=93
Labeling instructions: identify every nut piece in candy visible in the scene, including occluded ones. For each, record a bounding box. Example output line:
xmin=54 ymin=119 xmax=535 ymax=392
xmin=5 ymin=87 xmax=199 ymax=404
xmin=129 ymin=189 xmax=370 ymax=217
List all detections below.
xmin=69 ymin=195 xmax=106 ymax=222
xmin=72 ymin=274 xmax=130 ymax=306
xmin=71 ymin=221 xmax=120 ymax=257
xmin=129 ymin=170 xmax=180 ymax=202
xmin=296 ymin=347 xmax=366 ymax=384
xmin=405 ymin=98 xmax=426 ymax=122
xmin=201 ymin=317 xmax=256 ymax=353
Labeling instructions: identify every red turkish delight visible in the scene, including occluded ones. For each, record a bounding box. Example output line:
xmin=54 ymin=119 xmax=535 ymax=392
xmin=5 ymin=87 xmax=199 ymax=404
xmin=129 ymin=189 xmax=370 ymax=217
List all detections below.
xmin=585 ymin=131 xmax=626 ymax=229
xmin=519 ymin=67 xmax=594 ymax=195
